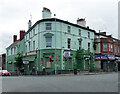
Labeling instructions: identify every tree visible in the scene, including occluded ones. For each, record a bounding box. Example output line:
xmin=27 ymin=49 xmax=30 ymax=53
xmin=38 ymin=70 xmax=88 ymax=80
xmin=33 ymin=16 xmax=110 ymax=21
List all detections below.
xmin=15 ymin=53 xmax=23 ymax=71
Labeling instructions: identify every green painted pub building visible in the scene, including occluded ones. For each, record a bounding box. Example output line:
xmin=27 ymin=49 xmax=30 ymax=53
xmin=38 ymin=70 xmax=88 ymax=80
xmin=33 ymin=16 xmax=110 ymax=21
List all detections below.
xmin=6 ymin=8 xmax=95 ymax=74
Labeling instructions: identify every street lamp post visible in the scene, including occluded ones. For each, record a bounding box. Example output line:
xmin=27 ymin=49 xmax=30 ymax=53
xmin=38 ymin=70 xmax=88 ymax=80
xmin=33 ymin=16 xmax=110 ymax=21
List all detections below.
xmin=54 ymin=14 xmax=57 ymax=75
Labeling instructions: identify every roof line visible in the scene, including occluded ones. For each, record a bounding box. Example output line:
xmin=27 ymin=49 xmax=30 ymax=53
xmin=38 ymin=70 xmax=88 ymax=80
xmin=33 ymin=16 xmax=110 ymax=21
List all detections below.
xmin=25 ymin=18 xmax=96 ymax=35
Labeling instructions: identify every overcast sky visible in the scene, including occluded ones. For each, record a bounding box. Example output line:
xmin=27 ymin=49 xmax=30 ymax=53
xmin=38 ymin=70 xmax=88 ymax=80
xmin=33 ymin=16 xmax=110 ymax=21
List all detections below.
xmin=0 ymin=0 xmax=118 ymax=54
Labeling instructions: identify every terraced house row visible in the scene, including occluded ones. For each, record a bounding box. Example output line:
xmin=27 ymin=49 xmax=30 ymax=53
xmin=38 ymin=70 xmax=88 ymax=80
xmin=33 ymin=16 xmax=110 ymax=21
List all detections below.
xmin=6 ymin=8 xmax=120 ymax=74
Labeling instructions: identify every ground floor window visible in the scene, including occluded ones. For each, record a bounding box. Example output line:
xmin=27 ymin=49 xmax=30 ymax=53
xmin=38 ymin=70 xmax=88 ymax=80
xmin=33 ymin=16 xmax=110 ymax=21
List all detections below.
xmin=46 ymin=57 xmax=51 ymax=68
xmin=69 ymin=58 xmax=72 ymax=69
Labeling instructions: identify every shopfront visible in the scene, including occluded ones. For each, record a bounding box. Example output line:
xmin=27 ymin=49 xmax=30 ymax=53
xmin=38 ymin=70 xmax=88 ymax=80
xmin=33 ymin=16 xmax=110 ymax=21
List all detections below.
xmin=95 ymin=54 xmax=116 ymax=72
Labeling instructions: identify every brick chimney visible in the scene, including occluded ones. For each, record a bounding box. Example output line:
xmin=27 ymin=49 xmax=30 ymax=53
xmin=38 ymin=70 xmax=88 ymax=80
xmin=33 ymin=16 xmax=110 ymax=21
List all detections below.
xmin=20 ymin=30 xmax=25 ymax=41
xmin=13 ymin=35 xmax=17 ymax=42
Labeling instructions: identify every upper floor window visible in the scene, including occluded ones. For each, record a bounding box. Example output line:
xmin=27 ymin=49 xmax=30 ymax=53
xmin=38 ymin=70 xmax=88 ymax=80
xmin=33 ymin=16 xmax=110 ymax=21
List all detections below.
xmin=29 ymin=42 xmax=30 ymax=51
xmin=68 ymin=38 xmax=71 ymax=49
xmin=29 ymin=33 xmax=30 ymax=39
xmin=14 ymin=47 xmax=16 ymax=55
xmin=46 ymin=23 xmax=52 ymax=30
xmin=46 ymin=36 xmax=52 ymax=47
xmin=109 ymin=44 xmax=113 ymax=52
xmin=103 ymin=44 xmax=107 ymax=52
xmin=33 ymin=41 xmax=35 ymax=51
xmin=7 ymin=50 xmax=9 ymax=56
xmin=88 ymin=43 xmax=90 ymax=50
xmin=25 ymin=36 xmax=27 ymax=41
xmin=68 ymin=26 xmax=71 ymax=33
xmin=33 ymin=29 xmax=35 ymax=35
xmin=88 ymin=32 xmax=90 ymax=38
xmin=79 ymin=29 xmax=81 ymax=36
xmin=114 ymin=46 xmax=117 ymax=54
xmin=79 ymin=40 xmax=81 ymax=50
xmin=26 ymin=45 xmax=27 ymax=52
xmin=118 ymin=47 xmax=120 ymax=53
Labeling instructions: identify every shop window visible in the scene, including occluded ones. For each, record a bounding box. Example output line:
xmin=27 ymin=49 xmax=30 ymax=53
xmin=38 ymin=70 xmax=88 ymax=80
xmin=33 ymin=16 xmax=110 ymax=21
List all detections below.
xmin=46 ymin=57 xmax=51 ymax=68
xmin=69 ymin=58 xmax=72 ymax=69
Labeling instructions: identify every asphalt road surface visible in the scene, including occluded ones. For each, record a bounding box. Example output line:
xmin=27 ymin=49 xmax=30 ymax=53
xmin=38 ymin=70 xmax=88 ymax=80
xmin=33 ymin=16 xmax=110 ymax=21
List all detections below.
xmin=2 ymin=73 xmax=118 ymax=92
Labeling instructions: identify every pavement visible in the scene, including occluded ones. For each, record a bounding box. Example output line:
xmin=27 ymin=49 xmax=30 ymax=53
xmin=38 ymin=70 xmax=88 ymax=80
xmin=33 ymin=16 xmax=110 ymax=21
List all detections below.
xmin=10 ymin=71 xmax=118 ymax=76
xmin=58 ymin=71 xmax=117 ymax=76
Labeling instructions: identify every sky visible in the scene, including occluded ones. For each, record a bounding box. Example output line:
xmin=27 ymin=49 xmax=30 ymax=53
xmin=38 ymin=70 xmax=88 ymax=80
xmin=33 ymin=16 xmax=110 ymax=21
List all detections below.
xmin=0 ymin=0 xmax=118 ymax=54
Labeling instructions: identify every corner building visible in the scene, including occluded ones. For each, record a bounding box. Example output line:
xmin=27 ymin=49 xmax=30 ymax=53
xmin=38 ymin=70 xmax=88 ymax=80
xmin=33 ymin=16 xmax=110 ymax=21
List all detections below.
xmin=6 ymin=8 xmax=95 ymax=74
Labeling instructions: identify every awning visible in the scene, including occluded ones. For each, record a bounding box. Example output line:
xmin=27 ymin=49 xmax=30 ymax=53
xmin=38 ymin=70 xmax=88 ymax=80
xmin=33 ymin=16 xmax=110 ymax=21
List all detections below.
xmin=95 ymin=55 xmax=115 ymax=60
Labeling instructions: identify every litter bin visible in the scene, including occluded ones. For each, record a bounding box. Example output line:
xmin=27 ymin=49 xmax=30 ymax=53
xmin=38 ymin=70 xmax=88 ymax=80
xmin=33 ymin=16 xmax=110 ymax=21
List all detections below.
xmin=42 ymin=69 xmax=46 ymax=75
xmin=74 ymin=69 xmax=77 ymax=75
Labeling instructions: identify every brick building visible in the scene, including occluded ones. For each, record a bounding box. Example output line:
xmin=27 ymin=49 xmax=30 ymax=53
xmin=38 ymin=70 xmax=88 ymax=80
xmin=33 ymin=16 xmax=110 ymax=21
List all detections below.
xmin=95 ymin=32 xmax=120 ymax=71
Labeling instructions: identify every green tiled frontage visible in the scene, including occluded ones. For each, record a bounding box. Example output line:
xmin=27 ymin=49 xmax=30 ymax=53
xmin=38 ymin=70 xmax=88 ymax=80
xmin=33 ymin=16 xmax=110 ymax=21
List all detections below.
xmin=7 ymin=49 xmax=94 ymax=74
xmin=76 ymin=49 xmax=94 ymax=71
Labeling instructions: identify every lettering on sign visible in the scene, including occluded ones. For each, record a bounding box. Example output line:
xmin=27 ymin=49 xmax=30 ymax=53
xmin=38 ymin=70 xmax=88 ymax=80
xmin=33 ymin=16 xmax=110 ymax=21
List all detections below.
xmin=26 ymin=51 xmax=36 ymax=56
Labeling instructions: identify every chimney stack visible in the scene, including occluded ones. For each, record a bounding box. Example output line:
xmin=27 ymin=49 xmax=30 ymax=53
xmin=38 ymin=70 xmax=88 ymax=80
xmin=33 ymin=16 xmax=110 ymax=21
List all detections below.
xmin=42 ymin=7 xmax=51 ymax=19
xmin=77 ymin=18 xmax=86 ymax=27
xmin=20 ymin=30 xmax=25 ymax=41
xmin=13 ymin=35 xmax=17 ymax=43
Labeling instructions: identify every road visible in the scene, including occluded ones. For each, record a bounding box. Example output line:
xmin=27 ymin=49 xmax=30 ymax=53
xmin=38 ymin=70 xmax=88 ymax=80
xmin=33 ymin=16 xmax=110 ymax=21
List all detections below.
xmin=2 ymin=73 xmax=118 ymax=92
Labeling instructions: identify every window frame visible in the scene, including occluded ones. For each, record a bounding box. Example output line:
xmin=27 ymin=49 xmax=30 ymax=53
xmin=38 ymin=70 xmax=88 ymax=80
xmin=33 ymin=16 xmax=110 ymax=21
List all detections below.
xmin=88 ymin=42 xmax=90 ymax=50
xmin=79 ymin=40 xmax=81 ymax=50
xmin=46 ymin=23 xmax=52 ymax=30
xmin=33 ymin=41 xmax=35 ymax=51
xmin=79 ymin=29 xmax=81 ymax=36
xmin=88 ymin=32 xmax=90 ymax=38
xmin=46 ymin=36 xmax=52 ymax=48
xmin=68 ymin=26 xmax=71 ymax=33
xmin=103 ymin=44 xmax=108 ymax=52
xmin=68 ymin=38 xmax=71 ymax=49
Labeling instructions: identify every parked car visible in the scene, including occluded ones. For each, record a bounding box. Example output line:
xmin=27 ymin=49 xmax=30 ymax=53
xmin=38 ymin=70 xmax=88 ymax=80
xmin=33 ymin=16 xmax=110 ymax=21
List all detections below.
xmin=0 ymin=70 xmax=11 ymax=76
